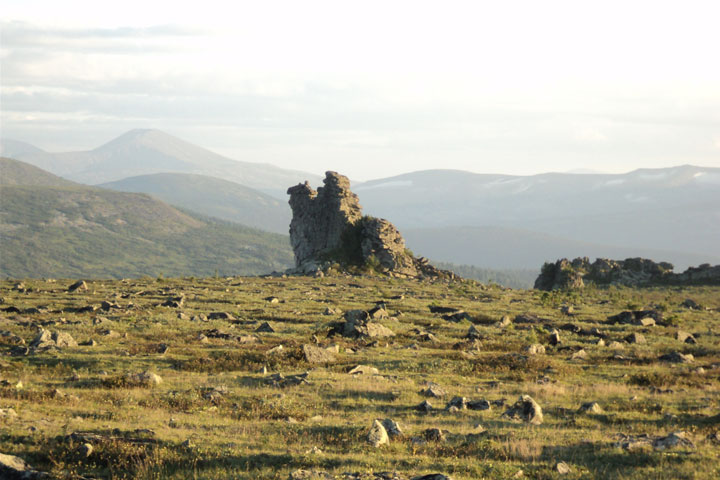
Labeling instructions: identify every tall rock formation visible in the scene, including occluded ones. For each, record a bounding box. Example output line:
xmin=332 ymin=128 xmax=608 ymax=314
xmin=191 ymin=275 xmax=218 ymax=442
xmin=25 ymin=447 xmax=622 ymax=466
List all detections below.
xmin=287 ymin=171 xmax=448 ymax=278
xmin=287 ymin=172 xmax=362 ymax=268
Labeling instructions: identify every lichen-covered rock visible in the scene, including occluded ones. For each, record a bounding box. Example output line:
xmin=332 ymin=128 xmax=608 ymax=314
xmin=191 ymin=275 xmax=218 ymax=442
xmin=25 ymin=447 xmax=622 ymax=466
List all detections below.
xmin=367 ymin=419 xmax=389 ymax=447
xmin=502 ymin=395 xmax=543 ymax=425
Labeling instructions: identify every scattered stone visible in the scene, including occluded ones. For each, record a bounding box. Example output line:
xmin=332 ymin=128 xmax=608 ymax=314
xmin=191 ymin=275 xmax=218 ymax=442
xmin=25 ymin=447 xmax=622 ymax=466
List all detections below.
xmin=608 ymin=341 xmax=624 ymax=349
xmin=68 ymin=280 xmax=88 ymax=292
xmin=560 ymin=305 xmax=574 ymax=315
xmin=207 ymin=312 xmax=236 ymax=320
xmin=78 ymin=443 xmax=93 ymax=458
xmin=659 ymin=352 xmax=694 ymax=363
xmin=442 ymin=311 xmax=472 ymax=322
xmin=265 ymin=296 xmax=280 ymax=304
xmin=29 ymin=328 xmax=77 ymax=351
xmin=681 ymin=298 xmax=701 ymax=310
xmin=126 ymin=371 xmax=162 ymax=387
xmin=177 ymin=312 xmax=189 ymax=320
xmin=555 ymin=462 xmax=571 ymax=475
xmin=525 ymin=344 xmax=545 ymax=355
xmin=100 ymin=300 xmax=121 ymax=311
xmin=467 ymin=399 xmax=491 ymax=411
xmin=381 ymin=418 xmax=403 ymax=438
xmin=348 ymin=365 xmax=379 ymax=375
xmin=341 ymin=313 xmax=395 ymax=339
xmin=497 ymin=316 xmax=512 ymax=328
xmin=625 ymin=332 xmax=646 ymax=344
xmin=323 ymin=307 xmax=342 ymax=316
xmin=676 ymin=330 xmax=697 ymax=344
xmin=416 ymin=400 xmax=433 ymax=413
xmin=255 ymin=322 xmax=275 ymax=333
xmin=368 ymin=306 xmax=388 ymax=319
xmin=638 ymin=317 xmax=656 ymax=327
xmin=289 ymin=469 xmax=333 ymax=480
xmin=367 ymin=419 xmax=389 ymax=447
xmin=161 ymin=295 xmax=184 ymax=308
xmin=653 ymin=431 xmax=695 ymax=450
xmin=100 ymin=329 xmax=120 ymax=338
xmin=578 ymin=402 xmax=603 ymax=414
xmin=428 ymin=306 xmax=459 ymax=314
xmin=502 ymin=395 xmax=543 ymax=425
xmin=0 ymin=408 xmax=18 ymax=418
xmin=420 ymin=385 xmax=446 ymax=398
xmin=422 ymin=428 xmax=445 ymax=442
xmin=264 ymin=372 xmax=310 ymax=388
xmin=570 ymin=349 xmax=588 ymax=360
xmin=0 ymin=452 xmax=49 ymax=478
xmin=549 ymin=329 xmax=561 ymax=346
xmin=466 ymin=325 xmax=482 ymax=340
xmin=410 ymin=475 xmax=452 ymax=480
xmin=302 ymin=344 xmax=336 ymax=364
xmin=446 ymin=396 xmax=468 ymax=410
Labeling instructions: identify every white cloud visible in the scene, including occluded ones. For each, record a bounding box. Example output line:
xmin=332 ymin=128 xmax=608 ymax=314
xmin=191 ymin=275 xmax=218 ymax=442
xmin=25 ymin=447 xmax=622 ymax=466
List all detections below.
xmin=2 ymin=1 xmax=720 ymax=179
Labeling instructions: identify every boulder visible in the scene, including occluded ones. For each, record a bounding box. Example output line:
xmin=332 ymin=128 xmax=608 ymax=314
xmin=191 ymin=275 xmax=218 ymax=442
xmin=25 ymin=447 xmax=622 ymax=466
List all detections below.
xmin=525 ymin=344 xmax=545 ymax=355
xmin=502 ymin=395 xmax=543 ymax=425
xmin=302 ymin=344 xmax=336 ymax=364
xmin=68 ymin=280 xmax=88 ymax=292
xmin=381 ymin=418 xmax=403 ymax=438
xmin=367 ymin=419 xmax=389 ymax=447
xmin=625 ymin=333 xmax=646 ymax=344
xmin=676 ymin=330 xmax=697 ymax=344
xmin=659 ymin=351 xmax=694 ymax=363
xmin=0 ymin=452 xmax=49 ymax=479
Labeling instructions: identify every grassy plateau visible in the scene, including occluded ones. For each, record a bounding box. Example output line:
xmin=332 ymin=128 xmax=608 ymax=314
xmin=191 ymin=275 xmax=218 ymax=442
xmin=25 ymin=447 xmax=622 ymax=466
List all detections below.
xmin=0 ymin=274 xmax=718 ymax=479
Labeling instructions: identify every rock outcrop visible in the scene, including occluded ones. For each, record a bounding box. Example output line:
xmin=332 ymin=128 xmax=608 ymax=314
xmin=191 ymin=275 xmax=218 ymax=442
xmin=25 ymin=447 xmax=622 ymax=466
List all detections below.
xmin=287 ymin=171 xmax=449 ymax=278
xmin=535 ymin=256 xmax=720 ymax=290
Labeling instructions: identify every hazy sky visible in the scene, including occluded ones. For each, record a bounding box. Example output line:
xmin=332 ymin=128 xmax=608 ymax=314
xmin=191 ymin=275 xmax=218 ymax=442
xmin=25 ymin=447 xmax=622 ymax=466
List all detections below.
xmin=2 ymin=0 xmax=719 ymax=180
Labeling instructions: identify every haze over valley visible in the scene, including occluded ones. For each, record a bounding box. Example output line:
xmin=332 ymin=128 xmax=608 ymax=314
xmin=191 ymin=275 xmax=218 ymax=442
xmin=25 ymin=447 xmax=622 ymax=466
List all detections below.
xmin=2 ymin=129 xmax=718 ymax=283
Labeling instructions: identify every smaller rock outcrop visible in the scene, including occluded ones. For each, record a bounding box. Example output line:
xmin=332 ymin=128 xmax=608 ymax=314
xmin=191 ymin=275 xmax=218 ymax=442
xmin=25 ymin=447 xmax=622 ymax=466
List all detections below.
xmin=535 ymin=257 xmax=720 ymax=290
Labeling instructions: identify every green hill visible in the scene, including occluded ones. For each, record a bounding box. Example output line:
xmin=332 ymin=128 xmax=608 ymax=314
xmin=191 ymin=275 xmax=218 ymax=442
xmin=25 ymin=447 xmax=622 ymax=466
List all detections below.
xmin=0 ymin=159 xmax=293 ymax=278
xmin=101 ymin=172 xmax=291 ymax=234
xmin=0 ymin=156 xmax=77 ymax=187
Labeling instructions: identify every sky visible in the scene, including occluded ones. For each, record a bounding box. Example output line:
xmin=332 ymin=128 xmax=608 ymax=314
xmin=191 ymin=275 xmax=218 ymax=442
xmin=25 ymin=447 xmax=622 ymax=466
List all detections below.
xmin=1 ymin=0 xmax=719 ymax=181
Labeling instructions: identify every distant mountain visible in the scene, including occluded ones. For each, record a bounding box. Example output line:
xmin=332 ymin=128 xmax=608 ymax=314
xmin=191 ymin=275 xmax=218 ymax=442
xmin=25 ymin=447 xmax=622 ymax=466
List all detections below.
xmin=403 ymin=225 xmax=720 ymax=271
xmin=0 ymin=129 xmax=321 ymax=197
xmin=356 ymin=165 xmax=720 ymax=263
xmin=101 ymin=173 xmax=291 ymax=234
xmin=0 ymin=159 xmax=293 ymax=278
xmin=0 ymin=157 xmax=77 ymax=187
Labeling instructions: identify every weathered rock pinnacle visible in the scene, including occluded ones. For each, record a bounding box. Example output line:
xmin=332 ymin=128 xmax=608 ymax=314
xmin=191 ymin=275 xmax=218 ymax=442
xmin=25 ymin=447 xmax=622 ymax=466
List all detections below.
xmin=287 ymin=172 xmax=362 ymax=269
xmin=286 ymin=171 xmax=450 ymax=278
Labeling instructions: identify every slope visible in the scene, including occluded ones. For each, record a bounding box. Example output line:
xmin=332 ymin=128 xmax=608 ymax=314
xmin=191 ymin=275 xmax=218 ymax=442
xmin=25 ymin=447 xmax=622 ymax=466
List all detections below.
xmin=101 ymin=172 xmax=291 ymax=234
xmin=0 ymin=165 xmax=293 ymax=278
xmin=0 ymin=157 xmax=77 ymax=187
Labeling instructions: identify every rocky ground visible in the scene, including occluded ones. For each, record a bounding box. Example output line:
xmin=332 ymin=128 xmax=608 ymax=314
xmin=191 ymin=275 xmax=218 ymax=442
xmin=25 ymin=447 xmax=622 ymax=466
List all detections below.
xmin=0 ymin=275 xmax=719 ymax=479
